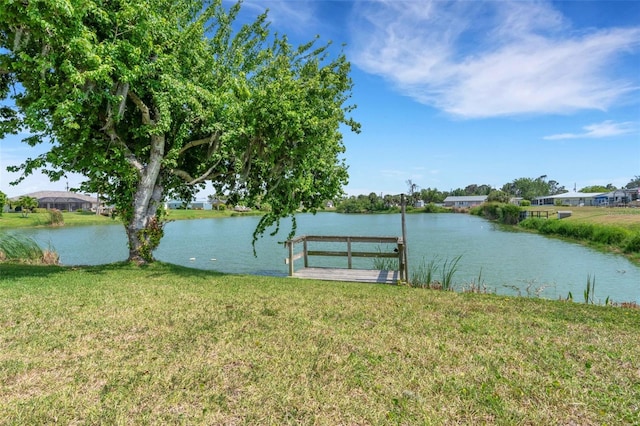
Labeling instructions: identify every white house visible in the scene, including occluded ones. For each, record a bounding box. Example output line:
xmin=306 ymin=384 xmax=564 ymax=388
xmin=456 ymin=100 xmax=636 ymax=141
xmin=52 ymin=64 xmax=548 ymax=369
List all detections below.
xmin=532 ymin=192 xmax=603 ymax=207
xmin=443 ymin=195 xmax=488 ymax=208
xmin=9 ymin=191 xmax=99 ymax=212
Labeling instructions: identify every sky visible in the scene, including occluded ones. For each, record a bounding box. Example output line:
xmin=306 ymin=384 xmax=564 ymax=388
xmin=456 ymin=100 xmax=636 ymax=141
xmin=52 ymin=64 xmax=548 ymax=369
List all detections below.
xmin=1 ymin=0 xmax=639 ymax=199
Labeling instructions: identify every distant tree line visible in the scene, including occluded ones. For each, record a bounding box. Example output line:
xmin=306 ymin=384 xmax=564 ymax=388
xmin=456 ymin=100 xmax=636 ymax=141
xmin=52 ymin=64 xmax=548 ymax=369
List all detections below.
xmin=333 ymin=175 xmax=640 ymax=213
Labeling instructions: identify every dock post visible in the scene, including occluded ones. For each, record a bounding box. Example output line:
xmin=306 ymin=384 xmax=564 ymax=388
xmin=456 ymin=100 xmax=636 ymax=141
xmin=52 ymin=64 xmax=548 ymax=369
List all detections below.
xmin=288 ymin=240 xmax=294 ymax=276
xmin=347 ymin=237 xmax=352 ymax=269
xmin=398 ymin=239 xmax=405 ymax=282
xmin=401 ymin=194 xmax=409 ymax=283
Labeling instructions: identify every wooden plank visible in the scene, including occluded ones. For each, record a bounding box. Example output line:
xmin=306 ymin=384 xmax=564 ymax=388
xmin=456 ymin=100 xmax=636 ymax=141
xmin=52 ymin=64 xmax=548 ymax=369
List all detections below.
xmin=291 ymin=267 xmax=399 ymax=284
xmin=306 ymin=250 xmax=399 ymax=258
xmin=301 ymin=235 xmax=400 ymax=244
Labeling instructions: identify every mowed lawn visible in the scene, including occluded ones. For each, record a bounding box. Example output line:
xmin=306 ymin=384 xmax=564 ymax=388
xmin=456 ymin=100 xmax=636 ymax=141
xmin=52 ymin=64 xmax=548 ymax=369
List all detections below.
xmin=1 ymin=262 xmax=638 ymax=425
xmin=527 ymin=205 xmax=640 ymax=231
xmin=0 ymin=209 xmax=247 ymax=229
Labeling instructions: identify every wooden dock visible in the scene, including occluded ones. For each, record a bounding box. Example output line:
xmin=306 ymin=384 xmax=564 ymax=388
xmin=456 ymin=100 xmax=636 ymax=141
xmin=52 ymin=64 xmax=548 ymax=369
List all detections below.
xmin=292 ymin=267 xmax=400 ymax=284
xmin=285 ymin=235 xmax=407 ymax=284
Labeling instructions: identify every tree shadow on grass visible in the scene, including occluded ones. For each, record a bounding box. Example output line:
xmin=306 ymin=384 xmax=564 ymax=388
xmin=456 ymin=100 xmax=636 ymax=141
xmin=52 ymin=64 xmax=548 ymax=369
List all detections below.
xmin=0 ymin=262 xmax=69 ymax=280
xmin=0 ymin=261 xmax=227 ymax=281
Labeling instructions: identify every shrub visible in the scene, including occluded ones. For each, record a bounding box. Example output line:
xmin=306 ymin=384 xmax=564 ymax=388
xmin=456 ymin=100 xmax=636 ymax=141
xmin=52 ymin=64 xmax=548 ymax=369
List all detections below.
xmin=520 ymin=200 xmax=531 ymax=206
xmin=0 ymin=190 xmax=6 ymax=216
xmin=423 ymin=203 xmax=449 ymax=213
xmin=47 ymin=209 xmax=65 ymax=226
xmin=472 ymin=202 xmax=500 ymax=220
xmin=498 ymin=204 xmax=521 ymax=225
xmin=592 ymin=225 xmax=628 ymax=245
xmin=518 ymin=217 xmax=545 ymax=231
xmin=624 ymin=232 xmax=640 ymax=253
xmin=473 ymin=202 xmax=521 ymax=225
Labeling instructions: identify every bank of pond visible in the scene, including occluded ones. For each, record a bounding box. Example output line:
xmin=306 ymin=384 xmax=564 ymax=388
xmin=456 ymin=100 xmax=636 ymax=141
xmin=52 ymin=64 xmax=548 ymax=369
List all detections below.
xmin=2 ymin=211 xmax=639 ymax=305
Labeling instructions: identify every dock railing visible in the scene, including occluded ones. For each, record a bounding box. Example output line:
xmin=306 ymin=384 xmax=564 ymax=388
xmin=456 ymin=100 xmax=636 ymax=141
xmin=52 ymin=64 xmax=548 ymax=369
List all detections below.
xmin=285 ymin=235 xmax=407 ymax=282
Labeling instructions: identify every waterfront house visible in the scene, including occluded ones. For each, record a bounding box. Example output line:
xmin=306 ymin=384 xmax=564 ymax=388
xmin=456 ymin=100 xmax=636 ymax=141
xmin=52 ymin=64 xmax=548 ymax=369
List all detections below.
xmin=595 ymin=189 xmax=637 ymax=207
xmin=532 ymin=192 xmax=603 ymax=207
xmin=443 ymin=195 xmax=488 ymax=208
xmin=9 ymin=191 xmax=99 ymax=212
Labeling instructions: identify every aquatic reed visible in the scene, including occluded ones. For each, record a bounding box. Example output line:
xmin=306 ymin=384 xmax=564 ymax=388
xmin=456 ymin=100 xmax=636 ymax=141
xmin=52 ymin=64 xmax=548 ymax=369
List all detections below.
xmin=0 ymin=233 xmax=58 ymax=264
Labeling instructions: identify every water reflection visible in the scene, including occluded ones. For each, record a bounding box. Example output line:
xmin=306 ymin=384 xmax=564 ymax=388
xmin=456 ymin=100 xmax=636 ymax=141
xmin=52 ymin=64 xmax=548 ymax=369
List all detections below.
xmin=13 ymin=213 xmax=640 ymax=303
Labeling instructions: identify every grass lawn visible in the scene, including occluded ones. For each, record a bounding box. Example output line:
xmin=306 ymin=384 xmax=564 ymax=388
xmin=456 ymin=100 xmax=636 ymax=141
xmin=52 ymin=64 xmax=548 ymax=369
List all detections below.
xmin=0 ymin=209 xmax=259 ymax=229
xmin=1 ymin=262 xmax=638 ymax=424
xmin=525 ymin=206 xmax=640 ymax=232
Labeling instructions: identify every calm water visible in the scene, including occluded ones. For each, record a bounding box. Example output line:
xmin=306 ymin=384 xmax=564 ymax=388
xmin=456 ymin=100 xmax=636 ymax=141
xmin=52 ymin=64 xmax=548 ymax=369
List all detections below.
xmin=9 ymin=213 xmax=640 ymax=303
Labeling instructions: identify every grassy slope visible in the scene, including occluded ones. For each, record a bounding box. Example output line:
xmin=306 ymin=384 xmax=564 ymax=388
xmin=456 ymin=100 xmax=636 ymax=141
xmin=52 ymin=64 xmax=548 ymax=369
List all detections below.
xmin=1 ymin=262 xmax=638 ymax=424
xmin=526 ymin=206 xmax=640 ymax=232
xmin=0 ymin=209 xmax=261 ymax=229
xmin=522 ymin=206 xmax=640 ymax=264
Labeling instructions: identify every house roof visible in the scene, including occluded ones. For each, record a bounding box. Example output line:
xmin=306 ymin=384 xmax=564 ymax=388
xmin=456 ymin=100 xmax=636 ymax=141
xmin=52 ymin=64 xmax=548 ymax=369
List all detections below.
xmin=533 ymin=192 xmax=604 ymax=200
xmin=10 ymin=191 xmax=97 ymax=203
xmin=443 ymin=195 xmax=488 ymax=202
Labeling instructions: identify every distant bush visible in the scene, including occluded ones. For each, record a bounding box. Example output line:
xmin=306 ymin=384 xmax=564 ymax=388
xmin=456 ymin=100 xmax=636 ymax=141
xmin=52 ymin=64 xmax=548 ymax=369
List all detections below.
xmin=520 ymin=200 xmax=531 ymax=206
xmin=518 ymin=217 xmax=544 ymax=231
xmin=422 ymin=203 xmax=449 ymax=213
xmin=623 ymin=233 xmax=640 ymax=253
xmin=0 ymin=191 xmax=6 ymax=216
xmin=47 ymin=209 xmax=64 ymax=226
xmin=472 ymin=202 xmax=521 ymax=224
xmin=499 ymin=204 xmax=521 ymax=225
xmin=592 ymin=226 xmax=628 ymax=245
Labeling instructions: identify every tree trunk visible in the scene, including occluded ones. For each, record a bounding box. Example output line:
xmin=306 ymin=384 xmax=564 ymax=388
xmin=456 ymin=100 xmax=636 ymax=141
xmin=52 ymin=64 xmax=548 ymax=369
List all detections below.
xmin=125 ymin=134 xmax=165 ymax=264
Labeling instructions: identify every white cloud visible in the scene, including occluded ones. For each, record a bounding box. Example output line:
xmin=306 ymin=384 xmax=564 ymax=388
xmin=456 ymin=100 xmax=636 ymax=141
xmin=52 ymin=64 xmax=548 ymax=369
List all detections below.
xmin=241 ymin=0 xmax=320 ymax=34
xmin=543 ymin=120 xmax=637 ymax=140
xmin=350 ymin=0 xmax=640 ymax=118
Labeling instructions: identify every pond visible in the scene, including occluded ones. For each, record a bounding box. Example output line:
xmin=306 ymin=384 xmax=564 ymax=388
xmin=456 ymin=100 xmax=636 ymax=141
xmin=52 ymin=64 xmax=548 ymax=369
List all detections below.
xmin=10 ymin=212 xmax=640 ymax=304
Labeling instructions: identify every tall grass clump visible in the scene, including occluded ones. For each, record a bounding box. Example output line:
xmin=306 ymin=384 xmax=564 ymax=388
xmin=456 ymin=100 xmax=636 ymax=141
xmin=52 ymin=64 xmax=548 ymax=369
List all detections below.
xmin=372 ymin=245 xmax=400 ymax=271
xmin=440 ymin=255 xmax=461 ymax=290
xmin=409 ymin=255 xmax=462 ymax=290
xmin=372 ymin=255 xmax=397 ymax=271
xmin=0 ymin=233 xmax=58 ymax=264
xmin=410 ymin=256 xmax=439 ymax=288
xmin=584 ymin=274 xmax=596 ymax=304
xmin=46 ymin=209 xmax=64 ymax=226
xmin=623 ymin=232 xmax=640 ymax=253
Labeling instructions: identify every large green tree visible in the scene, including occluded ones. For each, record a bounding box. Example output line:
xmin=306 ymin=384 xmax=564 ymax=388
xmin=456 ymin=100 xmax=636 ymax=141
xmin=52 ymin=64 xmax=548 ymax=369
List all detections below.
xmin=1 ymin=0 xmax=359 ymax=262
xmin=0 ymin=190 xmax=6 ymax=215
xmin=580 ymin=184 xmax=615 ymax=193
xmin=625 ymin=176 xmax=640 ymax=189
xmin=501 ymin=175 xmax=566 ymax=201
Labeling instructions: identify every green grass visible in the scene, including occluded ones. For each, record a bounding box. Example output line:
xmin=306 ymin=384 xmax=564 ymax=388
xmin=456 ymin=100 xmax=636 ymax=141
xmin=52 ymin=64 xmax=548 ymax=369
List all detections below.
xmin=1 ymin=262 xmax=638 ymax=424
xmin=0 ymin=209 xmax=260 ymax=229
xmin=0 ymin=211 xmax=116 ymax=228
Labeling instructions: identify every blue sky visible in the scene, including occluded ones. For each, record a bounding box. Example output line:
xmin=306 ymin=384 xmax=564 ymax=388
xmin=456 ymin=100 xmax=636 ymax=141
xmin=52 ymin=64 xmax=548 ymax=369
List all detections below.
xmin=1 ymin=0 xmax=639 ymax=198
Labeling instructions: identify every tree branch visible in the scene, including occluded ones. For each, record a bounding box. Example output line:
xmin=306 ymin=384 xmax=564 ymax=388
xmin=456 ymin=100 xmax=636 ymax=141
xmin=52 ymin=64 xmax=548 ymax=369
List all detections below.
xmin=100 ymin=82 xmax=129 ymax=140
xmin=171 ymin=162 xmax=223 ymax=185
xmin=128 ymin=90 xmax=152 ymax=125
xmin=178 ymin=132 xmax=220 ymax=156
